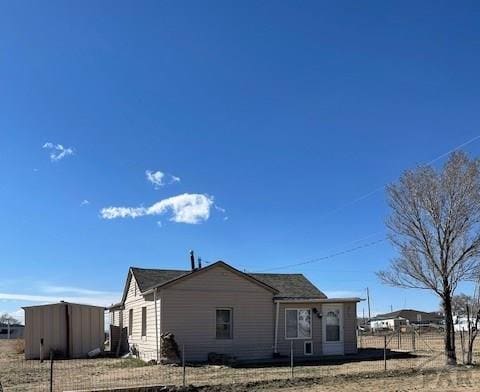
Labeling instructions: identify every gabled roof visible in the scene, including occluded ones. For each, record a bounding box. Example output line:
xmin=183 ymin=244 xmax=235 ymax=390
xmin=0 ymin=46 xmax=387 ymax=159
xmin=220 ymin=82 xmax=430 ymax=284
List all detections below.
xmin=114 ymin=261 xmax=327 ymax=308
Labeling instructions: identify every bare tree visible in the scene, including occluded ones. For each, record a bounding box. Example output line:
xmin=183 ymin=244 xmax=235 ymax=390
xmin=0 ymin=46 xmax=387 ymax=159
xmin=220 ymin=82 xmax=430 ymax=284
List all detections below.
xmin=0 ymin=313 xmax=20 ymax=325
xmin=452 ymin=285 xmax=480 ymax=365
xmin=378 ymin=151 xmax=480 ymax=365
xmin=452 ymin=293 xmax=472 ymax=316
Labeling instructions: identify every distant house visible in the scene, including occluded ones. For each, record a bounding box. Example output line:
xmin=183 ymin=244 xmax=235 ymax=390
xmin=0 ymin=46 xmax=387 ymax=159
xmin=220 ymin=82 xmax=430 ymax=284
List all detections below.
xmin=109 ymin=259 xmax=361 ymax=362
xmin=0 ymin=323 xmax=24 ymax=339
xmin=370 ymin=309 xmax=443 ymax=332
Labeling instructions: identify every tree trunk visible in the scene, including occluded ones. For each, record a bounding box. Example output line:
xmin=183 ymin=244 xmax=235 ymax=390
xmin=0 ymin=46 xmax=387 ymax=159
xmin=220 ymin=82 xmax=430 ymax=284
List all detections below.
xmin=443 ymin=295 xmax=457 ymax=365
xmin=467 ymin=340 xmax=474 ymax=365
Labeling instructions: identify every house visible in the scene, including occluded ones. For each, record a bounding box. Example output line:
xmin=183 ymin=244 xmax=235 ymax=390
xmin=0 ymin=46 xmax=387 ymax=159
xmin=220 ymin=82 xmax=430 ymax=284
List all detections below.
xmin=109 ymin=257 xmax=361 ymax=362
xmin=370 ymin=309 xmax=443 ymax=332
xmin=0 ymin=323 xmax=24 ymax=339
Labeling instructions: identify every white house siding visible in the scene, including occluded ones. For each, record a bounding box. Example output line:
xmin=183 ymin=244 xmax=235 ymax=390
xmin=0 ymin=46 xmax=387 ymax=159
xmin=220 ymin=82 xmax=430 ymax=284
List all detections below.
xmin=276 ymin=302 xmax=322 ymax=357
xmin=122 ymin=275 xmax=159 ymax=361
xmin=159 ymin=264 xmax=275 ymax=361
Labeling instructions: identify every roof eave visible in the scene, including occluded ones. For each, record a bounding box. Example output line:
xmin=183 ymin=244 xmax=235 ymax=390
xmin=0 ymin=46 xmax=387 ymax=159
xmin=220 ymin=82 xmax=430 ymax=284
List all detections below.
xmin=274 ymin=297 xmax=363 ymax=303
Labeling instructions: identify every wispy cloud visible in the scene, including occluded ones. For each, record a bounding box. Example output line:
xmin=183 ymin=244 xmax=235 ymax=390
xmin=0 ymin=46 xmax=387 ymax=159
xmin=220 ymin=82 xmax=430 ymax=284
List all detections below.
xmin=101 ymin=193 xmax=214 ymax=224
xmin=80 ymin=199 xmax=90 ymax=206
xmin=40 ymin=284 xmax=106 ymax=296
xmin=42 ymin=142 xmax=74 ymax=162
xmin=145 ymin=170 xmax=181 ymax=188
xmin=0 ymin=292 xmax=119 ymax=307
xmin=214 ymin=204 xmax=229 ymax=221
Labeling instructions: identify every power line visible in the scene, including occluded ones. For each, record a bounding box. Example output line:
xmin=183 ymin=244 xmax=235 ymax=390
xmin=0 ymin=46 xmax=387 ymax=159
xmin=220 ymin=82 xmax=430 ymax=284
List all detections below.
xmin=255 ymin=237 xmax=386 ymax=272
xmin=319 ymin=135 xmax=480 ymax=219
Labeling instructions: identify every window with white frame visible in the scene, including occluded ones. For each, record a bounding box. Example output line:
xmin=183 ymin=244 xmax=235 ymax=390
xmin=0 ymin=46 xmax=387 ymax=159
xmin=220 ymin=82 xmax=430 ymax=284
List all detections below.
xmin=304 ymin=341 xmax=313 ymax=355
xmin=285 ymin=309 xmax=312 ymax=339
xmin=141 ymin=307 xmax=147 ymax=337
xmin=216 ymin=308 xmax=233 ymax=339
xmin=325 ymin=310 xmax=340 ymax=341
xmin=128 ymin=309 xmax=133 ymax=336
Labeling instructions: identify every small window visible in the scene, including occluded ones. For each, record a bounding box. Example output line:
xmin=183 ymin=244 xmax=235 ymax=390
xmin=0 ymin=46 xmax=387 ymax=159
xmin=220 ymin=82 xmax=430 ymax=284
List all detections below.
xmin=141 ymin=307 xmax=147 ymax=337
xmin=325 ymin=311 xmax=340 ymax=341
xmin=285 ymin=309 xmax=312 ymax=339
xmin=128 ymin=309 xmax=133 ymax=336
xmin=216 ymin=309 xmax=233 ymax=339
xmin=304 ymin=341 xmax=313 ymax=355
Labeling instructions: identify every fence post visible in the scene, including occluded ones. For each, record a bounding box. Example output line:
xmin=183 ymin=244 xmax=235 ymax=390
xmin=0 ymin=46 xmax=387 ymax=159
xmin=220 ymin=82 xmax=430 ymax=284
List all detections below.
xmin=411 ymin=329 xmax=416 ymax=352
xmin=397 ymin=330 xmax=400 ymax=349
xmin=49 ymin=351 xmax=54 ymax=392
xmin=383 ymin=335 xmax=387 ymax=372
xmin=182 ymin=344 xmax=186 ymax=387
xmin=290 ymin=340 xmax=294 ymax=379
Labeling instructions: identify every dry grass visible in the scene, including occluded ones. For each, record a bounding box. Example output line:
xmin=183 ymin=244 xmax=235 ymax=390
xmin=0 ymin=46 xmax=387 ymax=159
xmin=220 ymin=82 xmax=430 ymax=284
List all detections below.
xmin=0 ymin=335 xmax=478 ymax=392
xmin=13 ymin=339 xmax=24 ymax=354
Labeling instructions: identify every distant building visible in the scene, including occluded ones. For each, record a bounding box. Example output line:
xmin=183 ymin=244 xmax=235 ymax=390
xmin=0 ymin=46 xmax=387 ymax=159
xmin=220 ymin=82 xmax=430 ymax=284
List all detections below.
xmin=0 ymin=323 xmax=24 ymax=339
xmin=369 ymin=309 xmax=443 ymax=332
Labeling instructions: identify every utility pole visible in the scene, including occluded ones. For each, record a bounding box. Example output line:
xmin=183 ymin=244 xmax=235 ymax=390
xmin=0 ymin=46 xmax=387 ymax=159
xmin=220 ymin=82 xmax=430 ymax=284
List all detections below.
xmin=366 ymin=287 xmax=371 ymax=320
xmin=7 ymin=319 xmax=10 ymax=340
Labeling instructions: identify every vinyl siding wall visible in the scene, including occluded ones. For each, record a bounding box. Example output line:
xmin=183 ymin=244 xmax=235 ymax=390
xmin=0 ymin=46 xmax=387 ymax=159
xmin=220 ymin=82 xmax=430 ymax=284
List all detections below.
xmin=343 ymin=302 xmax=358 ymax=354
xmin=160 ymin=265 xmax=275 ymax=361
xmin=122 ymin=275 xmax=160 ymax=361
xmin=277 ymin=301 xmax=358 ymax=357
xmin=276 ymin=303 xmax=322 ymax=357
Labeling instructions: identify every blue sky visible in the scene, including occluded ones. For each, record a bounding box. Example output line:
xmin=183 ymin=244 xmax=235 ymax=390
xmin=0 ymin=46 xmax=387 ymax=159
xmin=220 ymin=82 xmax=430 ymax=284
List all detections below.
xmin=1 ymin=1 xmax=480 ymax=322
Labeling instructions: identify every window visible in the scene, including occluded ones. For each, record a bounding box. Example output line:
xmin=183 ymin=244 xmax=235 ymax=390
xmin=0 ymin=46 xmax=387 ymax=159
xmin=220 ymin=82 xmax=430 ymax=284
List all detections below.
xmin=285 ymin=309 xmax=312 ymax=339
xmin=128 ymin=309 xmax=133 ymax=336
xmin=216 ymin=308 xmax=233 ymax=339
xmin=304 ymin=341 xmax=313 ymax=355
xmin=141 ymin=307 xmax=147 ymax=337
xmin=325 ymin=311 xmax=340 ymax=341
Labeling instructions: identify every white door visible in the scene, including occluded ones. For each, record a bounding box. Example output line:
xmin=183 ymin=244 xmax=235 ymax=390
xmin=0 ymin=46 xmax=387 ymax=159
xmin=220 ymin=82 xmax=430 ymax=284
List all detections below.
xmin=322 ymin=304 xmax=344 ymax=355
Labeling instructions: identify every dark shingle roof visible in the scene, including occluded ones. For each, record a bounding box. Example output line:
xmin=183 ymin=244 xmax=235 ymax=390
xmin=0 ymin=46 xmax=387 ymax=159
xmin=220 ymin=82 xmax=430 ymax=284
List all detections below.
xmin=249 ymin=273 xmax=326 ymax=299
xmin=131 ymin=267 xmax=189 ymax=292
xmin=130 ymin=265 xmax=326 ymax=299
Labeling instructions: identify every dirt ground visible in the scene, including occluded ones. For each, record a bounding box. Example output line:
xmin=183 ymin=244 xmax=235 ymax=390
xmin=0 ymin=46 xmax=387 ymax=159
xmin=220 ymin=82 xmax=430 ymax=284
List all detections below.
xmin=1 ymin=338 xmax=478 ymax=392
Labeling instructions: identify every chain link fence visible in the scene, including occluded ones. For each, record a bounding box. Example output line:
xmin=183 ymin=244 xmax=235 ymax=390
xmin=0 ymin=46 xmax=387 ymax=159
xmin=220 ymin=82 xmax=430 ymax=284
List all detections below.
xmin=1 ymin=332 xmax=478 ymax=391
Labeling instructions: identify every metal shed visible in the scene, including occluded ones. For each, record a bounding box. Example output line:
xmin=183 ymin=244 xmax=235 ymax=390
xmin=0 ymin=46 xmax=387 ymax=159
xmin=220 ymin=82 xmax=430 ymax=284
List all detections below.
xmin=23 ymin=301 xmax=105 ymax=360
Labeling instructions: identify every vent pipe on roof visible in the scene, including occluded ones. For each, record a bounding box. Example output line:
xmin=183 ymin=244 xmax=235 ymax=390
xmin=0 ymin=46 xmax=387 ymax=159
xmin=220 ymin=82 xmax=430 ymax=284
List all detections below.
xmin=198 ymin=257 xmax=202 ymax=269
xmin=190 ymin=250 xmax=195 ymax=270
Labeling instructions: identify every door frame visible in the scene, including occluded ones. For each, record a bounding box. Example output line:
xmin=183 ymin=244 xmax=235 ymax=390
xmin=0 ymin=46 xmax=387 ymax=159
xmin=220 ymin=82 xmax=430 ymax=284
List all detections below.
xmin=322 ymin=303 xmax=344 ymax=355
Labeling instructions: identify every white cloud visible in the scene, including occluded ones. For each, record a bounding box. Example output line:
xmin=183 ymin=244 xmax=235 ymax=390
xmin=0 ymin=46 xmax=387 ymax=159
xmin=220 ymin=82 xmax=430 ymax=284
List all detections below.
xmin=40 ymin=285 xmax=106 ymax=296
xmin=42 ymin=142 xmax=74 ymax=162
xmin=80 ymin=199 xmax=90 ymax=206
xmin=145 ymin=170 xmax=181 ymax=188
xmin=100 ymin=193 xmax=214 ymax=224
xmin=146 ymin=170 xmax=166 ymax=187
xmin=0 ymin=291 xmax=120 ymax=308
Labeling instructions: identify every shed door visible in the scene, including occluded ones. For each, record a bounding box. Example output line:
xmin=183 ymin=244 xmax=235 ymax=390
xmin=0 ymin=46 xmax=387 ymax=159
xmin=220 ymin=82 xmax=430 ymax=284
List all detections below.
xmin=322 ymin=304 xmax=344 ymax=355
